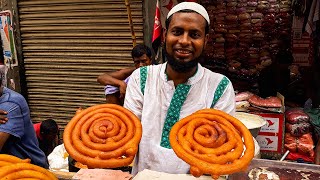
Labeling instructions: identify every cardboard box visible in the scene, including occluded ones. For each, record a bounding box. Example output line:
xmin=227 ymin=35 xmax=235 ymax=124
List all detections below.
xmin=255 ymin=113 xmax=285 ymax=156
xmin=252 ymin=93 xmax=286 ymax=159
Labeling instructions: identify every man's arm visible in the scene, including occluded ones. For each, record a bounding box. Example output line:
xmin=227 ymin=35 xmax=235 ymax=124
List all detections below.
xmin=0 ymin=132 xmax=10 ymax=150
xmin=97 ymin=67 xmax=135 ymax=86
xmin=123 ymin=69 xmax=144 ymax=119
xmin=0 ymin=109 xmax=8 ymax=124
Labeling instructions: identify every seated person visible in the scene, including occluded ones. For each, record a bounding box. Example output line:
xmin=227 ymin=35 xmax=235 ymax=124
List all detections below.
xmin=34 ymin=119 xmax=59 ymax=156
xmin=0 ymin=81 xmax=48 ymax=168
xmin=97 ymin=44 xmax=152 ymax=105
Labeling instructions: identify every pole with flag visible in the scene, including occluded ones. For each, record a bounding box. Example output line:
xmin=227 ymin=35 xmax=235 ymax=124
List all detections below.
xmin=152 ymin=0 xmax=162 ymax=53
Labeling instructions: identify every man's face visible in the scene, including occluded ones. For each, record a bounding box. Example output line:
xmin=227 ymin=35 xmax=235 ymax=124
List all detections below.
xmin=164 ymin=12 xmax=208 ymax=72
xmin=133 ymin=54 xmax=152 ymax=69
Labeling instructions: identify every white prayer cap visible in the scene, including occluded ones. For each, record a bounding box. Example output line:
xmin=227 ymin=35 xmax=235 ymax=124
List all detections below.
xmin=166 ymin=2 xmax=210 ymax=25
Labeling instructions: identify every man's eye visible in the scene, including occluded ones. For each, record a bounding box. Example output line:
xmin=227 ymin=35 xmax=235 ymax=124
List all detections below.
xmin=191 ymin=33 xmax=201 ymax=38
xmin=172 ymin=30 xmax=182 ymax=35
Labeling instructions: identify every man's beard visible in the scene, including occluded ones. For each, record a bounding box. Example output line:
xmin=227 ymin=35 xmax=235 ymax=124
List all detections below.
xmin=164 ymin=44 xmax=204 ymax=73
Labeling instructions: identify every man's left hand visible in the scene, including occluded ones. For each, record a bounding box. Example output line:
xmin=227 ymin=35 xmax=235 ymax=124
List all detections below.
xmin=0 ymin=110 xmax=8 ymax=124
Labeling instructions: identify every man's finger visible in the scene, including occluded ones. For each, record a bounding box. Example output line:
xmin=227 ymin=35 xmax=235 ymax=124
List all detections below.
xmin=0 ymin=119 xmax=8 ymax=124
xmin=0 ymin=110 xmax=8 ymax=114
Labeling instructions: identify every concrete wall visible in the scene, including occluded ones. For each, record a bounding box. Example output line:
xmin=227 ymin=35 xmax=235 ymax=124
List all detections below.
xmin=0 ymin=0 xmax=26 ymax=97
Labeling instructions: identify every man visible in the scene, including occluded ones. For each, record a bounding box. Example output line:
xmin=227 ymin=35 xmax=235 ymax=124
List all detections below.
xmin=124 ymin=2 xmax=236 ymax=175
xmin=34 ymin=119 xmax=59 ymax=156
xmin=97 ymin=44 xmax=152 ymax=105
xmin=0 ymin=77 xmax=48 ymax=168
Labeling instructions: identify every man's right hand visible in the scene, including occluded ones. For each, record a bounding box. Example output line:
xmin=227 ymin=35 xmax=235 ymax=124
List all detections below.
xmin=0 ymin=110 xmax=8 ymax=124
xmin=119 ymin=81 xmax=128 ymax=99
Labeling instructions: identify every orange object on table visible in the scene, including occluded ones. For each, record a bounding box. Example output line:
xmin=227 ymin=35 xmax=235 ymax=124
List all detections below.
xmin=0 ymin=154 xmax=30 ymax=167
xmin=0 ymin=163 xmax=57 ymax=180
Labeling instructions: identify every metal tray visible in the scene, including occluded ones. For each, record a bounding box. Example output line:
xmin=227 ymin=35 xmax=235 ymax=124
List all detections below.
xmin=228 ymin=158 xmax=320 ymax=180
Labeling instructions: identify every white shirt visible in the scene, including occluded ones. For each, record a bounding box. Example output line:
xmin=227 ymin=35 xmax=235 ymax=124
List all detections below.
xmin=124 ymin=62 xmax=236 ymax=175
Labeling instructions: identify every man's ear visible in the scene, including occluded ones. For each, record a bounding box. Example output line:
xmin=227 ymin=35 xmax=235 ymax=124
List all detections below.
xmin=204 ymin=34 xmax=209 ymax=48
xmin=162 ymin=28 xmax=167 ymax=42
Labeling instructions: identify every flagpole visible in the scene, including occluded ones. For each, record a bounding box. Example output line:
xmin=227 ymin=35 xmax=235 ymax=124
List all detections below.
xmin=125 ymin=0 xmax=136 ymax=47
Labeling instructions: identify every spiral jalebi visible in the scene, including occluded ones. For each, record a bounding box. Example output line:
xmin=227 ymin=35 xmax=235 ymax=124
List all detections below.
xmin=0 ymin=163 xmax=57 ymax=180
xmin=0 ymin=154 xmax=30 ymax=167
xmin=169 ymin=109 xmax=254 ymax=179
xmin=63 ymin=104 xmax=142 ymax=168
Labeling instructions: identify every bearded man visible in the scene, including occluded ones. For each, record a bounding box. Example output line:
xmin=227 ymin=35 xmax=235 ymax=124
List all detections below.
xmin=124 ymin=2 xmax=236 ymax=175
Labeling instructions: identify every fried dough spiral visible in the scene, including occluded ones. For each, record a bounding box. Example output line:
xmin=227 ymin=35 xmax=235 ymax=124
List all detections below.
xmin=0 ymin=163 xmax=57 ymax=180
xmin=169 ymin=109 xmax=254 ymax=179
xmin=0 ymin=154 xmax=30 ymax=167
xmin=63 ymin=104 xmax=142 ymax=168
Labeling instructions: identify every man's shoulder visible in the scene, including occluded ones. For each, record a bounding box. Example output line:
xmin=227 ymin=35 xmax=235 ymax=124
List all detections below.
xmin=2 ymin=88 xmax=28 ymax=107
xmin=202 ymin=66 xmax=228 ymax=80
xmin=131 ymin=64 xmax=163 ymax=77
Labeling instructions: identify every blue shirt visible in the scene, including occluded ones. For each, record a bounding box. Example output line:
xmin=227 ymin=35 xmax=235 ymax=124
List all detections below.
xmin=0 ymin=87 xmax=48 ymax=168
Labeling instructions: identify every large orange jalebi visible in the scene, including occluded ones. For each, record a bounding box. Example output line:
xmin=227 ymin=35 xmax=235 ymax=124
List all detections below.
xmin=0 ymin=154 xmax=30 ymax=167
xmin=63 ymin=104 xmax=142 ymax=168
xmin=169 ymin=109 xmax=255 ymax=179
xmin=0 ymin=163 xmax=57 ymax=180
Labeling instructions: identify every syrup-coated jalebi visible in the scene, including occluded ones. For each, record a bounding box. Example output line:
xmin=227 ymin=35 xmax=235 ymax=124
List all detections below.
xmin=169 ymin=109 xmax=254 ymax=179
xmin=0 ymin=163 xmax=57 ymax=180
xmin=0 ymin=154 xmax=30 ymax=167
xmin=63 ymin=104 xmax=142 ymax=168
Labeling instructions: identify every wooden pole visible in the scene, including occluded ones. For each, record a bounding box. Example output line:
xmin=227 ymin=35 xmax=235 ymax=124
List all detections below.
xmin=125 ymin=0 xmax=136 ymax=47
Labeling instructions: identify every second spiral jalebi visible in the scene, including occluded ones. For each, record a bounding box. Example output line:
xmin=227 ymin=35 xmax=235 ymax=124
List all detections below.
xmin=169 ymin=109 xmax=255 ymax=179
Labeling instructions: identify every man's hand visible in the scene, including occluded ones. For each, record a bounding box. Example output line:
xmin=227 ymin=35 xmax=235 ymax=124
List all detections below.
xmin=119 ymin=81 xmax=128 ymax=99
xmin=0 ymin=110 xmax=8 ymax=124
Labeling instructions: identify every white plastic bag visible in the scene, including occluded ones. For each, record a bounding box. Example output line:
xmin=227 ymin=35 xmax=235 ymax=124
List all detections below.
xmin=48 ymin=143 xmax=69 ymax=172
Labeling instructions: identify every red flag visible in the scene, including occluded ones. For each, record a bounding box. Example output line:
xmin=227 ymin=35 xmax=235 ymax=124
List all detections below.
xmin=152 ymin=0 xmax=162 ymax=52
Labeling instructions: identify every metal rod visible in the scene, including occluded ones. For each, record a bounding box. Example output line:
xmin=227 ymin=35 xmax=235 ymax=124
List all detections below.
xmin=280 ymin=150 xmax=290 ymax=161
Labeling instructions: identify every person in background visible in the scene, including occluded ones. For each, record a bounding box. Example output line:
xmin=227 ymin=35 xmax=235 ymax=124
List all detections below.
xmin=0 ymin=76 xmax=48 ymax=168
xmin=33 ymin=119 xmax=59 ymax=156
xmin=97 ymin=44 xmax=153 ymax=105
xmin=124 ymin=2 xmax=236 ymax=175
xmin=258 ymin=37 xmax=294 ymax=98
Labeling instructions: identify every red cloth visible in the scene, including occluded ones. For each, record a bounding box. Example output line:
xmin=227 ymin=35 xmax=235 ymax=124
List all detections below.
xmin=33 ymin=122 xmax=42 ymax=140
xmin=152 ymin=0 xmax=161 ymax=43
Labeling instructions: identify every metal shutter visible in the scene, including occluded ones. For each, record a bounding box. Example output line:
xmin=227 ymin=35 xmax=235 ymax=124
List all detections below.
xmin=17 ymin=0 xmax=143 ymax=131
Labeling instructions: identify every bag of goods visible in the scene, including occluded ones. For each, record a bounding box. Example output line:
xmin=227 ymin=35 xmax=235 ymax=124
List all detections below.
xmin=284 ymin=133 xmax=315 ymax=161
xmin=248 ymin=95 xmax=282 ymax=108
xmin=285 ymin=122 xmax=312 ymax=137
xmin=286 ymin=151 xmax=315 ymax=163
xmin=236 ymin=101 xmax=250 ymax=111
xmin=285 ymin=108 xmax=310 ymax=124
xmin=235 ymin=91 xmax=254 ymax=102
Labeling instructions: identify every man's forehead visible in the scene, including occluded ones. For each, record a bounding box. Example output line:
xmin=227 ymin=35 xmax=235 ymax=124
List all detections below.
xmin=167 ymin=2 xmax=210 ymax=25
xmin=169 ymin=12 xmax=206 ymax=30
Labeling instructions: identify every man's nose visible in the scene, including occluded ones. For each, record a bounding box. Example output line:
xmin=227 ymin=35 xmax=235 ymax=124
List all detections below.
xmin=179 ymin=33 xmax=190 ymax=45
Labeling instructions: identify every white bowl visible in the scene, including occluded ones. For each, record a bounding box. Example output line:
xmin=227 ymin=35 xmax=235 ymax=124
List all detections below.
xmin=234 ymin=112 xmax=267 ymax=138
